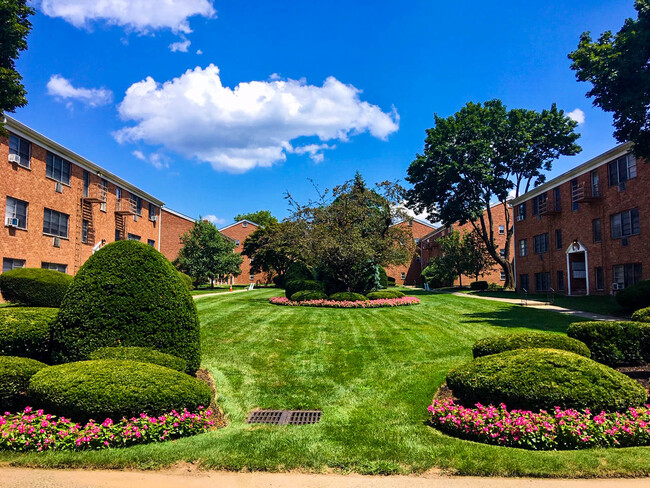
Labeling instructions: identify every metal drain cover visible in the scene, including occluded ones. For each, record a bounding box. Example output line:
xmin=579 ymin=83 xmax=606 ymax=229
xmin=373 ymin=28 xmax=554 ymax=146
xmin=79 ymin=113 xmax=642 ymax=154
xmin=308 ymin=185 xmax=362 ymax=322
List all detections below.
xmin=246 ymin=410 xmax=321 ymax=425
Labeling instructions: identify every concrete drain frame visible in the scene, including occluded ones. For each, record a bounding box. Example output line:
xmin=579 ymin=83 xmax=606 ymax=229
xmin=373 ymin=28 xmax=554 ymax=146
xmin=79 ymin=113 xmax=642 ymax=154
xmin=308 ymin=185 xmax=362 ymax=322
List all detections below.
xmin=245 ymin=409 xmax=322 ymax=426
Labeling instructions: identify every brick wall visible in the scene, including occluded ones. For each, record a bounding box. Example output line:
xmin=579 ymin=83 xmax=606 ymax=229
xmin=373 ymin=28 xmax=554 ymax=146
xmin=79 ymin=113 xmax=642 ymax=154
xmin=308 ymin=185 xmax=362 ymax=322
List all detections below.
xmin=220 ymin=221 xmax=263 ymax=285
xmin=160 ymin=209 xmax=195 ymax=262
xmin=384 ymin=220 xmax=437 ymax=286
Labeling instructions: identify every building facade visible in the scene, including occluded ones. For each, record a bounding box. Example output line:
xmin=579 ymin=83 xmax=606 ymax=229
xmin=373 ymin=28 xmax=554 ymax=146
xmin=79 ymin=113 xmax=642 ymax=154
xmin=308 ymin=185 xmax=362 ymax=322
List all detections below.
xmin=159 ymin=208 xmax=195 ymax=263
xmin=512 ymin=142 xmax=647 ymax=295
xmin=219 ymin=220 xmax=263 ymax=285
xmin=384 ymin=219 xmax=437 ymax=286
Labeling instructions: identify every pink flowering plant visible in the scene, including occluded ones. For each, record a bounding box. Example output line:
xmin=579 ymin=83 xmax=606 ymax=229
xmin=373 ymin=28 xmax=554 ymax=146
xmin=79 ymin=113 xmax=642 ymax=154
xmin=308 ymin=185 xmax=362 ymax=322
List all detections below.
xmin=269 ymin=296 xmax=420 ymax=308
xmin=428 ymin=399 xmax=650 ymax=450
xmin=0 ymin=406 xmax=213 ymax=452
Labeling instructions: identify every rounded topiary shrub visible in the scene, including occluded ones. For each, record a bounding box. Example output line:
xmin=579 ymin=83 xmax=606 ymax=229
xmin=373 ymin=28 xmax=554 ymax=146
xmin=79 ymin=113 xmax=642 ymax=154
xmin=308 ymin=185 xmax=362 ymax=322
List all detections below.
xmin=470 ymin=281 xmax=489 ymax=291
xmin=616 ymin=279 xmax=650 ymax=310
xmin=631 ymin=307 xmax=650 ymax=323
xmin=446 ymin=348 xmax=646 ymax=412
xmin=0 ymin=307 xmax=58 ymax=362
xmin=472 ymin=333 xmax=590 ymax=359
xmin=567 ymin=321 xmax=650 ymax=366
xmin=28 ymin=360 xmax=212 ymax=422
xmin=285 ymin=280 xmax=323 ymax=299
xmin=0 ymin=268 xmax=72 ymax=307
xmin=51 ymin=241 xmax=200 ymax=373
xmin=1 ymin=356 xmax=48 ymax=412
xmin=290 ymin=290 xmax=328 ymax=302
xmin=179 ymin=272 xmax=194 ymax=291
xmin=366 ymin=290 xmax=406 ymax=300
xmin=89 ymin=346 xmax=187 ymax=372
xmin=329 ymin=292 xmax=368 ymax=302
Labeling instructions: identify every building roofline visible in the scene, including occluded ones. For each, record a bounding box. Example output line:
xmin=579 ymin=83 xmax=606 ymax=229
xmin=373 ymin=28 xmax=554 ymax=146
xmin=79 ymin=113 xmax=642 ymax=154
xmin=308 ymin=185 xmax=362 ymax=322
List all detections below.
xmin=219 ymin=219 xmax=260 ymax=232
xmin=391 ymin=217 xmax=437 ymax=229
xmin=511 ymin=142 xmax=634 ymax=205
xmin=3 ymin=115 xmax=165 ymax=206
xmin=162 ymin=207 xmax=196 ymax=223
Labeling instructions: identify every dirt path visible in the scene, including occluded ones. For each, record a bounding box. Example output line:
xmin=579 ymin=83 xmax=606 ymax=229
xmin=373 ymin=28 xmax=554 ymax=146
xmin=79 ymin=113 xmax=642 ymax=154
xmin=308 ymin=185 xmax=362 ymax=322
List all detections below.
xmin=0 ymin=468 xmax=649 ymax=488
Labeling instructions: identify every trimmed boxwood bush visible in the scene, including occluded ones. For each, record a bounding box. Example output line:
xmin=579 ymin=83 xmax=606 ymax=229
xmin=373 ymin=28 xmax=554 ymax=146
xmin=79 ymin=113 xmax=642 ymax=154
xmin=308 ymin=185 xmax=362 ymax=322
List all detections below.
xmin=329 ymin=292 xmax=368 ymax=302
xmin=472 ymin=333 xmax=590 ymax=359
xmin=51 ymin=241 xmax=201 ymax=373
xmin=616 ymin=279 xmax=650 ymax=310
xmin=285 ymin=280 xmax=323 ymax=299
xmin=366 ymin=290 xmax=406 ymax=300
xmin=470 ymin=281 xmax=489 ymax=291
xmin=290 ymin=290 xmax=328 ymax=302
xmin=0 ymin=307 xmax=58 ymax=362
xmin=28 ymin=360 xmax=212 ymax=422
xmin=446 ymin=348 xmax=647 ymax=412
xmin=89 ymin=346 xmax=187 ymax=372
xmin=631 ymin=307 xmax=650 ymax=323
xmin=0 ymin=268 xmax=72 ymax=307
xmin=179 ymin=272 xmax=194 ymax=291
xmin=1 ymin=356 xmax=48 ymax=412
xmin=567 ymin=321 xmax=650 ymax=366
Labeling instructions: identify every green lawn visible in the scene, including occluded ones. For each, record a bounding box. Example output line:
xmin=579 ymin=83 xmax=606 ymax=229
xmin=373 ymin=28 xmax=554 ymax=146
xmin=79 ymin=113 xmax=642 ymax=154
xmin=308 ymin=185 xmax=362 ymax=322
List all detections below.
xmin=190 ymin=284 xmax=250 ymax=296
xmin=3 ymin=289 xmax=649 ymax=477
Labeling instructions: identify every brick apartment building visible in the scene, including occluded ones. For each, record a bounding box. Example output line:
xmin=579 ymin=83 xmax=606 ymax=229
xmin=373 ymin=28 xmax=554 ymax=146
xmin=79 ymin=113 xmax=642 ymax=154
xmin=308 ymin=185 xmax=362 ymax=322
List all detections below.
xmin=159 ymin=208 xmax=195 ymax=262
xmin=512 ymin=142 xmax=647 ymax=295
xmin=384 ymin=218 xmax=437 ymax=286
xmin=419 ymin=204 xmax=514 ymax=286
xmin=219 ymin=220 xmax=264 ymax=285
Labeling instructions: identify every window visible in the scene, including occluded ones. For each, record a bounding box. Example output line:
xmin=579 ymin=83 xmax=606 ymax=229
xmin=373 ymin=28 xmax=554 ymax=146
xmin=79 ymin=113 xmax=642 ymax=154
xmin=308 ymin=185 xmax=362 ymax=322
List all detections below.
xmin=148 ymin=202 xmax=157 ymax=220
xmin=115 ymin=229 xmax=122 ymax=241
xmin=595 ymin=267 xmax=604 ymax=291
xmin=41 ymin=262 xmax=67 ymax=273
xmin=519 ymin=274 xmax=529 ymax=292
xmin=82 ymin=220 xmax=89 ymax=243
xmin=593 ymin=219 xmax=602 ymax=243
xmin=532 ymin=193 xmax=547 ymax=216
xmin=116 ymin=187 xmax=122 ymax=201
xmin=9 ymin=134 xmax=30 ymax=167
xmin=533 ymin=233 xmax=549 ymax=254
xmin=2 ymin=258 xmax=25 ymax=272
xmin=518 ymin=239 xmax=528 ymax=257
xmin=517 ymin=203 xmax=526 ymax=221
xmin=608 ymin=154 xmax=637 ymax=187
xmin=46 ymin=152 xmax=71 ymax=185
xmin=554 ymin=187 xmax=562 ymax=212
xmin=235 ymin=240 xmax=240 ymax=246
xmin=499 ymin=249 xmax=506 ymax=258
xmin=591 ymin=170 xmax=600 ymax=197
xmin=148 ymin=239 xmax=155 ymax=247
xmin=5 ymin=197 xmax=28 ymax=229
xmin=43 ymin=208 xmax=69 ymax=238
xmin=535 ymin=272 xmax=551 ymax=292
xmin=498 ymin=225 xmax=505 ymax=235
xmin=400 ymin=272 xmax=406 ymax=280
xmin=250 ymin=274 xmax=255 ymax=281
xmin=100 ymin=180 xmax=108 ymax=212
xmin=500 ymin=271 xmax=506 ymax=281
xmin=83 ymin=171 xmax=90 ymax=197
xmin=242 ymin=222 xmax=248 ymax=228
xmin=557 ymin=270 xmax=564 ymax=291
xmin=611 ymin=209 xmax=640 ymax=239
xmin=555 ymin=229 xmax=562 ymax=250
xmin=127 ymin=233 xmax=141 ymax=241
xmin=134 ymin=196 xmax=142 ymax=216
xmin=613 ymin=263 xmax=642 ymax=289
xmin=571 ymin=179 xmax=579 ymax=211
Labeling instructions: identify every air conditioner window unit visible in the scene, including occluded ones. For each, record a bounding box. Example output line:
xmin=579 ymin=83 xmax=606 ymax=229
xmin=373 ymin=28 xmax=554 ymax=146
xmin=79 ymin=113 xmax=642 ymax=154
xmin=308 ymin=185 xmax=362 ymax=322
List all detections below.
xmin=150 ymin=215 xmax=158 ymax=221
xmin=55 ymin=182 xmax=63 ymax=193
xmin=8 ymin=154 xmax=20 ymax=163
xmin=5 ymin=217 xmax=19 ymax=227
xmin=53 ymin=237 xmax=61 ymax=248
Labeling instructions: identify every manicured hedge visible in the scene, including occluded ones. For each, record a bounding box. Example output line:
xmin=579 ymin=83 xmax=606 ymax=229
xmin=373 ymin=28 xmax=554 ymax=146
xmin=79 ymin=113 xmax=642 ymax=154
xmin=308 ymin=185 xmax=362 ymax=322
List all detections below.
xmin=0 ymin=307 xmax=58 ymax=362
xmin=0 ymin=268 xmax=72 ymax=307
xmin=28 ymin=360 xmax=213 ymax=423
xmin=290 ymin=290 xmax=328 ymax=302
xmin=470 ymin=281 xmax=489 ymax=291
xmin=446 ymin=348 xmax=646 ymax=412
xmin=0 ymin=356 xmax=48 ymax=412
xmin=51 ymin=241 xmax=201 ymax=373
xmin=616 ymin=279 xmax=650 ymax=310
xmin=567 ymin=321 xmax=650 ymax=366
xmin=179 ymin=272 xmax=194 ymax=291
xmin=472 ymin=333 xmax=590 ymax=359
xmin=329 ymin=292 xmax=368 ymax=302
xmin=366 ymin=290 xmax=406 ymax=300
xmin=89 ymin=347 xmax=187 ymax=372
xmin=631 ymin=307 xmax=650 ymax=323
xmin=285 ymin=280 xmax=323 ymax=299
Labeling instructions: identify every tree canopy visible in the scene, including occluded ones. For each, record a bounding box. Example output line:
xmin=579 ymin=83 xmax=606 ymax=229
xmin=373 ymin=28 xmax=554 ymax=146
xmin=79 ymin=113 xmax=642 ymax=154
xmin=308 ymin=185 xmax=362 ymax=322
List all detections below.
xmin=242 ymin=221 xmax=302 ymax=283
xmin=407 ymin=100 xmax=581 ymax=288
xmin=233 ymin=210 xmax=278 ymax=227
xmin=569 ymin=0 xmax=650 ymax=158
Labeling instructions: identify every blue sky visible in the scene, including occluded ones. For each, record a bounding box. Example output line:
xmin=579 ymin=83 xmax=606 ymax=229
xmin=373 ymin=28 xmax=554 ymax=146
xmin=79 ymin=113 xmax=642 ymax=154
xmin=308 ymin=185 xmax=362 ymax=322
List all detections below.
xmin=14 ymin=0 xmax=635 ymax=224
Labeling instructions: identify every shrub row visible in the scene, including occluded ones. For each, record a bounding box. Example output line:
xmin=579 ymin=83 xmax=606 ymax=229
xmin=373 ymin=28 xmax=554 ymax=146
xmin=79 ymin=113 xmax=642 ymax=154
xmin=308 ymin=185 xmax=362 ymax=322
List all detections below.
xmin=567 ymin=321 xmax=650 ymax=366
xmin=88 ymin=347 xmax=187 ymax=372
xmin=329 ymin=292 xmax=368 ymax=302
xmin=0 ymin=268 xmax=72 ymax=307
xmin=290 ymin=290 xmax=328 ymax=302
xmin=366 ymin=290 xmax=405 ymax=300
xmin=0 ymin=356 xmax=48 ymax=412
xmin=632 ymin=307 xmax=650 ymax=323
xmin=0 ymin=307 xmax=58 ymax=363
xmin=616 ymin=279 xmax=650 ymax=310
xmin=285 ymin=280 xmax=323 ymax=299
xmin=469 ymin=281 xmax=489 ymax=291
xmin=472 ymin=333 xmax=590 ymax=359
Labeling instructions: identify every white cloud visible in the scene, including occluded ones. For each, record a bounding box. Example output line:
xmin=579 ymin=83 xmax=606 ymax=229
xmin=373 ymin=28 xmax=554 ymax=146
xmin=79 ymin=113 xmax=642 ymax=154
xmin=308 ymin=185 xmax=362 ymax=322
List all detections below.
xmin=38 ymin=0 xmax=215 ymax=34
xmin=46 ymin=75 xmax=113 ymax=107
xmin=567 ymin=108 xmax=585 ymax=125
xmin=196 ymin=49 xmax=203 ymax=55
xmin=204 ymin=214 xmax=226 ymax=226
xmin=395 ymin=202 xmax=436 ymax=226
xmin=132 ymin=149 xmax=169 ymax=169
xmin=291 ymin=143 xmax=336 ymax=163
xmin=114 ymin=65 xmax=399 ymax=172
xmin=169 ymin=36 xmax=191 ymax=53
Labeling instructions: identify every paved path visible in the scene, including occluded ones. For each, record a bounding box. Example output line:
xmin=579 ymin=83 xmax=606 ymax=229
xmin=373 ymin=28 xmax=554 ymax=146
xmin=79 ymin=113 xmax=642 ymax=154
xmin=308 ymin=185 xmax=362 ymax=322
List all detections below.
xmin=451 ymin=292 xmax=618 ymax=321
xmin=193 ymin=288 xmax=252 ymax=299
xmin=0 ymin=468 xmax=648 ymax=488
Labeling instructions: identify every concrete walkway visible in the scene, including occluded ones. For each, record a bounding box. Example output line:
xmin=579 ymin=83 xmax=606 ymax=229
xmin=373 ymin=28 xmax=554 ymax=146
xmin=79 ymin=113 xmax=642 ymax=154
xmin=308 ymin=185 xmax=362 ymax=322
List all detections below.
xmin=0 ymin=468 xmax=648 ymax=488
xmin=452 ymin=292 xmax=618 ymax=321
xmin=193 ymin=288 xmax=252 ymax=299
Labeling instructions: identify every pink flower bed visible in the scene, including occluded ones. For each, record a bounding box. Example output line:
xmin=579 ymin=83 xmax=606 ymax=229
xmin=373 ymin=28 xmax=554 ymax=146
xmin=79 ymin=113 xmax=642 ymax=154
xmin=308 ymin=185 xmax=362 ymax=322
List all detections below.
xmin=0 ymin=406 xmax=213 ymax=452
xmin=269 ymin=296 xmax=420 ymax=308
xmin=428 ymin=399 xmax=650 ymax=450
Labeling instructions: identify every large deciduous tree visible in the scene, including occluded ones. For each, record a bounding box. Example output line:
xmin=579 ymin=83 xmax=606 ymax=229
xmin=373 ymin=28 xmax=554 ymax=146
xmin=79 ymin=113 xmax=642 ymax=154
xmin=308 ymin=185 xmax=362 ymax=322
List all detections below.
xmin=242 ymin=221 xmax=302 ymax=283
xmin=569 ymin=0 xmax=650 ymax=158
xmin=462 ymin=230 xmax=496 ymax=282
xmin=233 ymin=210 xmax=278 ymax=227
xmin=407 ymin=100 xmax=581 ymax=289
xmin=0 ymin=0 xmax=34 ymax=130
xmin=175 ymin=218 xmax=242 ymax=287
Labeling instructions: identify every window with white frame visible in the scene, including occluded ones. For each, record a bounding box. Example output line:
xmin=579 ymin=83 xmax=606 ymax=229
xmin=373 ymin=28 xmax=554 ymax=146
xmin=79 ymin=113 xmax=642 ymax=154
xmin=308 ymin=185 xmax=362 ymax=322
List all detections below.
xmin=518 ymin=239 xmax=528 ymax=257
xmin=498 ymin=225 xmax=505 ymax=235
xmin=127 ymin=233 xmax=141 ymax=241
xmin=500 ymin=271 xmax=506 ymax=281
xmin=611 ymin=209 xmax=640 ymax=239
xmin=82 ymin=219 xmax=89 ymax=243
xmin=235 ymin=240 xmax=240 ymax=246
xmin=43 ymin=208 xmax=69 ymax=238
xmin=5 ymin=197 xmax=28 ymax=229
xmin=533 ymin=233 xmax=549 ymax=254
xmin=41 ymin=262 xmax=67 ymax=273
xmin=2 ymin=258 xmax=25 ymax=272
xmin=613 ymin=263 xmax=642 ymax=289
xmin=9 ymin=134 xmax=31 ymax=167
xmin=401 ymin=272 xmax=406 ymax=280
xmin=608 ymin=154 xmax=637 ymax=186
xmin=249 ymin=274 xmax=255 ymax=281
xmin=46 ymin=152 xmax=71 ymax=185
xmin=499 ymin=249 xmax=506 ymax=258
xmin=242 ymin=222 xmax=247 ymax=227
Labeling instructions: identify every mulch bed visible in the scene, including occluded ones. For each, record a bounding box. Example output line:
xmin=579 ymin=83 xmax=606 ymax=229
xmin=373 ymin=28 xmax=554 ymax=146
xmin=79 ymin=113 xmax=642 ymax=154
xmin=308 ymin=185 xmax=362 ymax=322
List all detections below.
xmin=196 ymin=368 xmax=227 ymax=429
xmin=617 ymin=364 xmax=650 ymax=394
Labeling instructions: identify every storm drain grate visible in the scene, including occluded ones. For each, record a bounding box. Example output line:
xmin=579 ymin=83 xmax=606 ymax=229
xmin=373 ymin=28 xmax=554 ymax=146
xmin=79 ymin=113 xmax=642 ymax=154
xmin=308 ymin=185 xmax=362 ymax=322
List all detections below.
xmin=246 ymin=410 xmax=321 ymax=425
